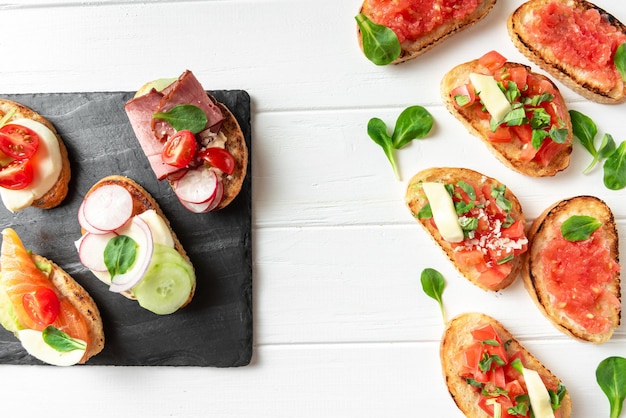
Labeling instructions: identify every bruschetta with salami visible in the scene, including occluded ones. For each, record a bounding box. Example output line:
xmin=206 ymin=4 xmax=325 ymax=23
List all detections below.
xmin=441 ymin=51 xmax=573 ymax=177
xmin=75 ymin=175 xmax=196 ymax=315
xmin=0 ymin=99 xmax=70 ymax=212
xmin=406 ymin=167 xmax=528 ymax=291
xmin=441 ymin=312 xmax=571 ymax=418
xmin=0 ymin=228 xmax=104 ymax=366
xmin=508 ymin=0 xmax=626 ymax=104
xmin=523 ymin=196 xmax=621 ymax=343
xmin=124 ymin=70 xmax=248 ymax=213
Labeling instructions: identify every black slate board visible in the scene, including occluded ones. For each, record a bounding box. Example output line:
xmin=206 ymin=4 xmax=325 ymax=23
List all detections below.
xmin=0 ymin=90 xmax=252 ymax=367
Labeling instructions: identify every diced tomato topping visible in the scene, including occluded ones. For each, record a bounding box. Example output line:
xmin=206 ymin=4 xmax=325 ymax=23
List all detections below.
xmin=455 ymin=249 xmax=488 ymax=272
xmin=501 ymin=220 xmax=525 ymax=239
xmin=450 ymin=83 xmax=477 ymax=109
xmin=510 ymin=124 xmax=532 ymax=144
xmin=487 ymin=125 xmax=512 ymax=142
xmin=520 ymin=142 xmax=539 ymax=162
xmin=478 ymin=50 xmax=507 ymax=74
xmin=506 ymin=66 xmax=529 ymax=90
xmin=471 ymin=323 xmax=501 ymax=343
xmin=478 ymin=267 xmax=507 ymax=288
xmin=534 ymin=140 xmax=567 ymax=166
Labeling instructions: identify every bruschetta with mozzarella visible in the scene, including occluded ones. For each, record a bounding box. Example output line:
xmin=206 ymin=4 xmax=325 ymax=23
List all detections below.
xmin=441 ymin=51 xmax=573 ymax=177
xmin=0 ymin=228 xmax=104 ymax=366
xmin=75 ymin=175 xmax=195 ymax=315
xmin=523 ymin=195 xmax=621 ymax=343
xmin=406 ymin=167 xmax=527 ymax=291
xmin=0 ymin=99 xmax=70 ymax=212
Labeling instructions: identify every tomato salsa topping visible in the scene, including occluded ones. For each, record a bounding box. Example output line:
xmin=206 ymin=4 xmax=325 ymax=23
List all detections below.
xmin=524 ymin=1 xmax=626 ymax=90
xmin=460 ymin=323 xmax=567 ymax=418
xmin=540 ymin=223 xmax=620 ymax=335
xmin=417 ymin=178 xmax=528 ymax=289
xmin=450 ymin=51 xmax=571 ymax=167
xmin=364 ymin=0 xmax=480 ymax=43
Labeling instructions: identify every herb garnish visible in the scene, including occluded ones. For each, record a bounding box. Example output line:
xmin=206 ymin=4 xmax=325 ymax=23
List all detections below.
xmin=153 ymin=104 xmax=208 ymax=134
xmin=42 ymin=326 xmax=86 ymax=353
xmin=355 ymin=13 xmax=401 ymax=66
xmin=561 ymin=215 xmax=602 ymax=242
xmin=367 ymin=105 xmax=434 ymax=180
xmin=615 ymin=42 xmax=626 ymax=82
xmin=420 ymin=268 xmax=446 ymax=323
xmin=596 ymin=356 xmax=626 ymax=418
xmin=104 ymin=235 xmax=137 ymax=279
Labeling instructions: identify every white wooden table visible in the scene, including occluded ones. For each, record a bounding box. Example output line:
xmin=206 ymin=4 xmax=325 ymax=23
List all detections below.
xmin=0 ymin=0 xmax=624 ymax=416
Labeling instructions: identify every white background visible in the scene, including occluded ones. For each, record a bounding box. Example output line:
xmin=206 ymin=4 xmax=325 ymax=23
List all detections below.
xmin=0 ymin=0 xmax=624 ymax=417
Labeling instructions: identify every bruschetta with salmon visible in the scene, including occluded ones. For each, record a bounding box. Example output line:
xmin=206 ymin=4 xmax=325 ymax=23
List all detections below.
xmin=0 ymin=228 xmax=104 ymax=366
xmin=441 ymin=51 xmax=573 ymax=177
xmin=406 ymin=167 xmax=528 ymax=291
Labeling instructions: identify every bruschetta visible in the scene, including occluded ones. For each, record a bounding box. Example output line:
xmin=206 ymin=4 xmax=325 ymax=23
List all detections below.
xmin=523 ymin=196 xmax=621 ymax=343
xmin=357 ymin=0 xmax=498 ymax=64
xmin=441 ymin=312 xmax=572 ymax=418
xmin=0 ymin=99 xmax=70 ymax=212
xmin=406 ymin=167 xmax=528 ymax=291
xmin=0 ymin=228 xmax=104 ymax=366
xmin=124 ymin=70 xmax=248 ymax=213
xmin=75 ymin=175 xmax=196 ymax=315
xmin=508 ymin=0 xmax=626 ymax=104
xmin=441 ymin=51 xmax=573 ymax=177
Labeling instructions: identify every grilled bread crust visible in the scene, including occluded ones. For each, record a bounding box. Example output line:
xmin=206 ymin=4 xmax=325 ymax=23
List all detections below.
xmin=0 ymin=99 xmax=70 ymax=209
xmin=441 ymin=312 xmax=572 ymax=418
xmin=523 ymin=195 xmax=621 ymax=343
xmin=441 ymin=60 xmax=572 ymax=177
xmin=357 ymin=0 xmax=498 ymax=64
xmin=405 ymin=167 xmax=525 ymax=291
xmin=508 ymin=0 xmax=626 ymax=104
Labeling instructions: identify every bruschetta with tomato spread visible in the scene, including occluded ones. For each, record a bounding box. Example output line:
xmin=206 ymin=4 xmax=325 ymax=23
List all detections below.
xmin=508 ymin=0 xmax=626 ymax=104
xmin=406 ymin=167 xmax=528 ymax=291
xmin=441 ymin=51 xmax=573 ymax=177
xmin=75 ymin=175 xmax=196 ymax=315
xmin=124 ymin=70 xmax=248 ymax=213
xmin=357 ymin=0 xmax=498 ymax=64
xmin=0 ymin=99 xmax=70 ymax=212
xmin=441 ymin=312 xmax=571 ymax=418
xmin=523 ymin=196 xmax=621 ymax=343
xmin=0 ymin=228 xmax=104 ymax=366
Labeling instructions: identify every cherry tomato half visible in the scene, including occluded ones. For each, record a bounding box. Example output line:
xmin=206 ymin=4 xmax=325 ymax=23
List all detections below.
xmin=199 ymin=147 xmax=235 ymax=175
xmin=22 ymin=287 xmax=61 ymax=328
xmin=0 ymin=124 xmax=40 ymax=160
xmin=161 ymin=130 xmax=197 ymax=168
xmin=0 ymin=159 xmax=34 ymax=190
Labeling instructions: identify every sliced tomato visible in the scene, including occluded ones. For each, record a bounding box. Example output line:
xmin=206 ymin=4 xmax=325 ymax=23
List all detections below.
xmin=487 ymin=125 xmax=512 ymax=142
xmin=161 ymin=130 xmax=197 ymax=168
xmin=199 ymin=147 xmax=235 ymax=175
xmin=22 ymin=287 xmax=60 ymax=328
xmin=450 ymin=84 xmax=476 ymax=109
xmin=0 ymin=159 xmax=34 ymax=190
xmin=478 ymin=50 xmax=507 ymax=74
xmin=0 ymin=124 xmax=40 ymax=160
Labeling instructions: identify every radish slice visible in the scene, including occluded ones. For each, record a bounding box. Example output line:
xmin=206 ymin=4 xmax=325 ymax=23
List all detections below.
xmin=78 ymin=232 xmax=117 ymax=272
xmin=179 ymin=177 xmax=224 ymax=213
xmin=109 ymin=216 xmax=154 ymax=293
xmin=172 ymin=167 xmax=218 ymax=204
xmin=78 ymin=200 xmax=109 ymax=235
xmin=83 ymin=184 xmax=134 ymax=232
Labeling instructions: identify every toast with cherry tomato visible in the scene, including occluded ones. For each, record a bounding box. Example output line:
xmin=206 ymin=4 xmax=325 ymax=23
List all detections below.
xmin=0 ymin=228 xmax=104 ymax=366
xmin=75 ymin=175 xmax=196 ymax=315
xmin=441 ymin=51 xmax=573 ymax=177
xmin=0 ymin=99 xmax=70 ymax=212
xmin=523 ymin=196 xmax=621 ymax=343
xmin=124 ymin=70 xmax=248 ymax=213
xmin=357 ymin=0 xmax=498 ymax=64
xmin=508 ymin=0 xmax=626 ymax=104
xmin=406 ymin=167 xmax=528 ymax=291
xmin=441 ymin=312 xmax=571 ymax=418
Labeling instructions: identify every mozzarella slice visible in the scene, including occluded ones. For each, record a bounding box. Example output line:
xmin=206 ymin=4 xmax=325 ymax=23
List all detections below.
xmin=421 ymin=182 xmax=464 ymax=243
xmin=469 ymin=73 xmax=512 ymax=122
xmin=522 ymin=367 xmax=556 ymax=418
xmin=17 ymin=329 xmax=85 ymax=366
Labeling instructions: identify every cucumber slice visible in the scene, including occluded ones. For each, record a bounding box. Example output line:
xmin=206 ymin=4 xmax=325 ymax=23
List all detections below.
xmin=152 ymin=244 xmax=194 ymax=279
xmin=132 ymin=262 xmax=194 ymax=315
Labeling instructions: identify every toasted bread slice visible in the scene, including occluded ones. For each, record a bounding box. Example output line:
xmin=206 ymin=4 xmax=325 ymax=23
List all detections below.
xmin=441 ymin=57 xmax=572 ymax=177
xmin=358 ymin=0 xmax=498 ymax=64
xmin=0 ymin=99 xmax=70 ymax=211
xmin=441 ymin=312 xmax=572 ymax=417
xmin=406 ymin=167 xmax=527 ymax=291
xmin=508 ymin=0 xmax=626 ymax=104
xmin=523 ymin=196 xmax=621 ymax=343
xmin=81 ymin=175 xmax=195 ymax=310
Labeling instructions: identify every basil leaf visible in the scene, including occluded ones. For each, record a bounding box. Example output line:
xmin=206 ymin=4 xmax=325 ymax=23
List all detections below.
xmin=615 ymin=42 xmax=626 ymax=82
xmin=420 ymin=268 xmax=446 ymax=323
xmin=367 ymin=117 xmax=399 ymax=179
xmin=416 ymin=203 xmax=432 ymax=219
xmin=457 ymin=180 xmax=476 ymax=201
xmin=491 ymin=185 xmax=512 ymax=213
xmin=104 ymin=235 xmax=138 ymax=279
xmin=532 ymin=129 xmax=549 ymax=150
xmin=599 ymin=133 xmax=617 ymax=159
xmin=153 ymin=104 xmax=208 ymax=134
xmin=355 ymin=13 xmax=401 ymax=66
xmin=42 ymin=326 xmax=86 ymax=353
xmin=549 ymin=126 xmax=569 ymax=144
xmin=392 ymin=106 xmax=434 ymax=149
xmin=530 ymin=108 xmax=551 ymax=130
xmin=502 ymin=103 xmax=527 ymax=126
xmin=596 ymin=356 xmax=626 ymax=418
xmin=561 ymin=215 xmax=602 ymax=241
xmin=604 ymin=141 xmax=626 ymax=190
xmin=569 ymin=109 xmax=598 ymax=156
